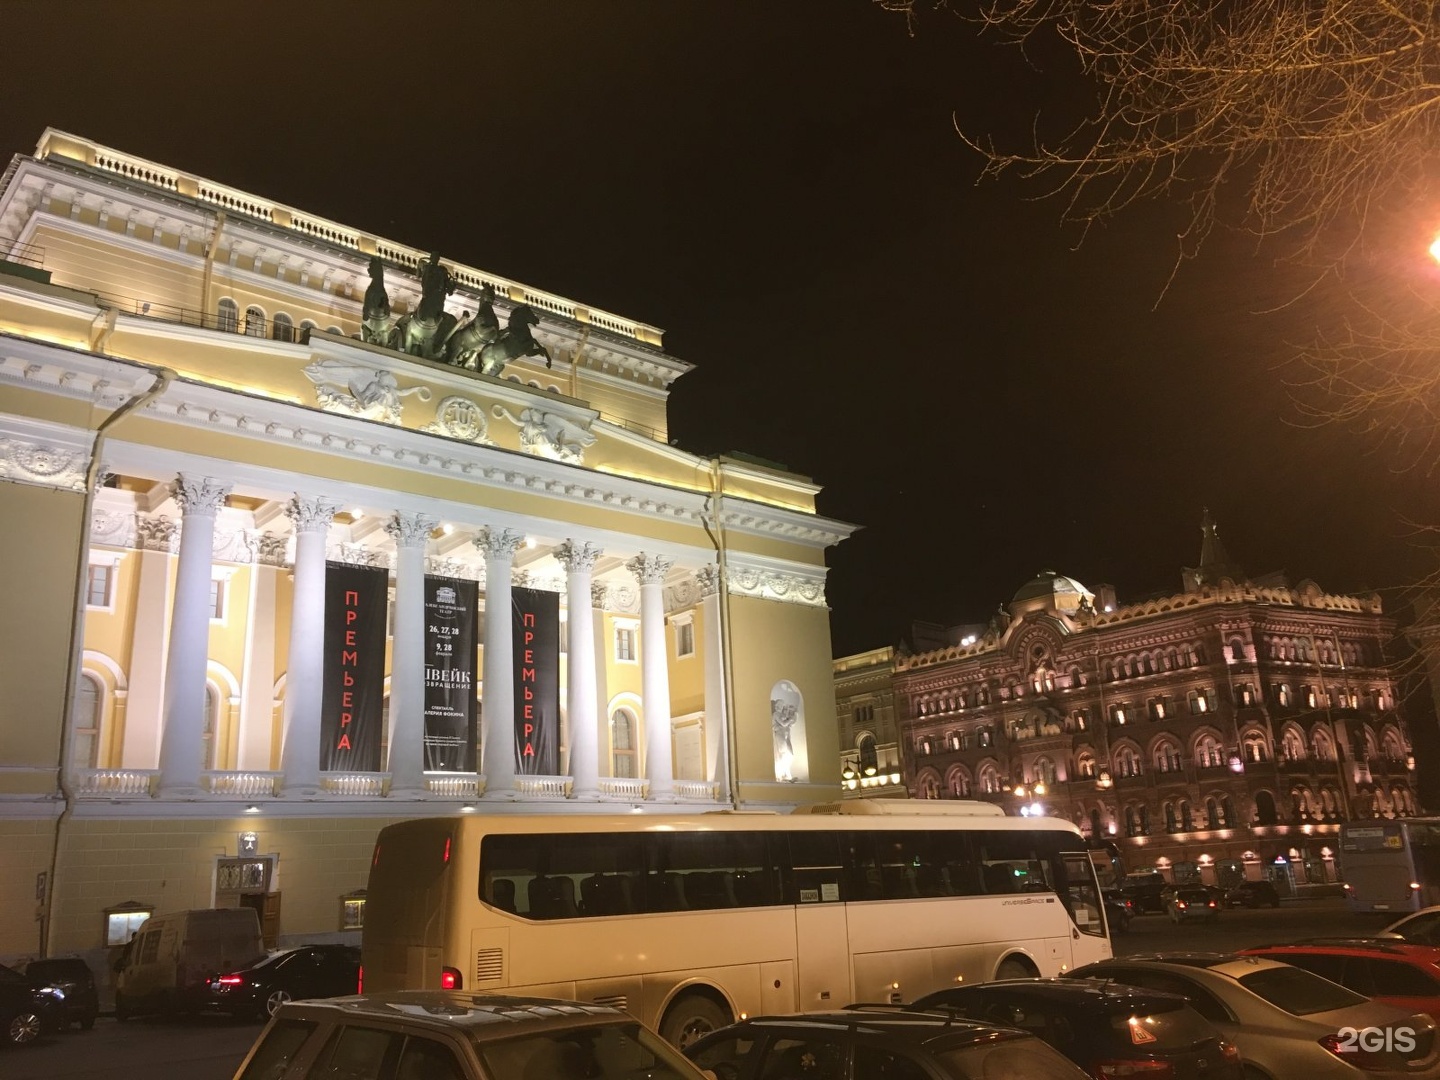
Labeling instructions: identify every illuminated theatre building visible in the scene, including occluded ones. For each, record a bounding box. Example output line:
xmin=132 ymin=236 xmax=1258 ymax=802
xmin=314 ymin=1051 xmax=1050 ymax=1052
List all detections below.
xmin=882 ymin=517 xmax=1423 ymax=892
xmin=0 ymin=130 xmax=854 ymax=964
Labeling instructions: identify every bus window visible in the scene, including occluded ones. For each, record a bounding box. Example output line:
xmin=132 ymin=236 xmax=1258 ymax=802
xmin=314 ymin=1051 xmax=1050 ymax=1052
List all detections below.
xmin=785 ymin=831 xmax=845 ymax=905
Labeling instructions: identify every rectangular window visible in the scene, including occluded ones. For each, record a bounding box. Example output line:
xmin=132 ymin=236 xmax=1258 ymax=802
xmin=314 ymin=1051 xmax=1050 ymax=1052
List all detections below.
xmin=210 ymin=578 xmax=226 ymax=620
xmin=675 ymin=620 xmax=695 ymax=658
xmin=1188 ymin=690 xmax=1210 ymax=714
xmin=340 ymin=892 xmax=366 ymax=931
xmin=86 ymin=563 xmax=113 ymax=608
xmin=615 ymin=626 xmax=636 ymax=662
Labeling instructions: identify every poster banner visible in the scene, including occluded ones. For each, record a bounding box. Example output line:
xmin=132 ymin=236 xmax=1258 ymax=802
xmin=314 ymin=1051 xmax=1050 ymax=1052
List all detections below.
xmin=424 ymin=575 xmax=478 ymax=771
xmin=320 ymin=562 xmax=388 ymax=772
xmin=512 ymin=586 xmax=560 ymax=774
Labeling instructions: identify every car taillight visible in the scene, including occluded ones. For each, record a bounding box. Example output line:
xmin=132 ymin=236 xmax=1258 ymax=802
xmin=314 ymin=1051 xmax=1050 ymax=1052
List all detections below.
xmin=1094 ymin=1060 xmax=1176 ymax=1077
xmin=356 ymin=965 xmax=363 ymax=994
xmin=1176 ymin=901 xmax=1187 ymax=909
xmin=1342 ymin=883 xmax=1352 ymax=891
xmin=217 ymin=975 xmax=245 ymax=985
xmin=1319 ymin=1032 xmax=1390 ymax=1070
xmin=1219 ymin=1040 xmax=1240 ymax=1064
xmin=440 ymin=966 xmax=462 ymax=990
xmin=1208 ymin=900 xmax=1216 ymax=907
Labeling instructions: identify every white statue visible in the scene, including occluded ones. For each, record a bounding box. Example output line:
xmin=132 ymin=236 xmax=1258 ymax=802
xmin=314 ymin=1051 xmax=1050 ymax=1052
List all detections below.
xmin=772 ymin=700 xmax=799 ymax=782
xmin=491 ymin=405 xmax=597 ymax=463
xmin=303 ymin=360 xmax=431 ymax=424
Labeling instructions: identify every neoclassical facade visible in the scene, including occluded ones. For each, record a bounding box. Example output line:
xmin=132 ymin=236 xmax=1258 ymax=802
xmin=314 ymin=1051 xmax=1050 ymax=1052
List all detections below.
xmin=874 ymin=516 xmax=1422 ymax=892
xmin=0 ymin=130 xmax=853 ymax=965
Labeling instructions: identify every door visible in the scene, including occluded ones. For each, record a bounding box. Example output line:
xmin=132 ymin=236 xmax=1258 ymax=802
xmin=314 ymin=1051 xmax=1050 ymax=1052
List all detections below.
xmin=789 ymin=831 xmax=850 ymax=1010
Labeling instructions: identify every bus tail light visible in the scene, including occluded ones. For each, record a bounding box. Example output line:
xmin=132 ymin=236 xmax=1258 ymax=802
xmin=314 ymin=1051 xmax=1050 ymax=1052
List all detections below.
xmin=1411 ymin=882 xmax=1421 ymax=891
xmin=1095 ymin=1059 xmax=1174 ymax=1077
xmin=443 ymin=837 xmax=451 ymax=864
xmin=441 ymin=966 xmax=462 ymax=990
xmin=357 ymin=966 xmax=363 ymax=994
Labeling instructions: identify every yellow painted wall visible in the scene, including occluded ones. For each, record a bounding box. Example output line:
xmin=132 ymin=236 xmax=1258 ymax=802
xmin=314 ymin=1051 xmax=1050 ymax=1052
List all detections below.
xmin=725 ymin=596 xmax=841 ymax=790
xmin=48 ymin=815 xmax=407 ymax=954
xmin=666 ymin=610 xmax=705 ymax=718
xmin=0 ymin=483 xmax=87 ymax=793
xmin=0 ymin=819 xmax=55 ymax=955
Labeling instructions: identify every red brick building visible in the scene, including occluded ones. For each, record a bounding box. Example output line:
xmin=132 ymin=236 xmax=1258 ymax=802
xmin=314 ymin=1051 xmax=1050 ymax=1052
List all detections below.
xmin=889 ymin=514 xmax=1422 ymax=892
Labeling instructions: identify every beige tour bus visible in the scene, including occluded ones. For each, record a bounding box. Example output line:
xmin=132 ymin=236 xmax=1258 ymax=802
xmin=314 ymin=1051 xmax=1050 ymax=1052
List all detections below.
xmin=362 ymin=800 xmax=1112 ymax=1047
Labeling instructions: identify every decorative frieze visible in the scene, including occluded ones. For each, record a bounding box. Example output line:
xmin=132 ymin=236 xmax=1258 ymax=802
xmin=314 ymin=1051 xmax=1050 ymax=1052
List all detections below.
xmin=0 ymin=435 xmax=87 ymax=492
xmin=426 ymin=556 xmax=478 ymax=581
xmin=695 ymin=564 xmax=723 ymax=599
xmin=213 ymin=527 xmax=259 ymax=564
xmin=337 ymin=542 xmax=386 ymax=568
xmin=256 ymin=532 xmax=289 ymax=567
xmin=90 ymin=508 xmax=138 ymax=549
xmin=422 ymin=396 xmax=490 ymax=443
xmin=491 ymin=405 xmax=597 ymax=465
xmin=726 ymin=565 xmax=827 ymax=607
xmin=303 ymin=359 xmax=432 ymax=425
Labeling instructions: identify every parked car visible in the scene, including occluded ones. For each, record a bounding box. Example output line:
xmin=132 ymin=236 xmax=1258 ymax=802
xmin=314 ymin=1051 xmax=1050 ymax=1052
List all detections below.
xmin=1102 ymin=890 xmax=1133 ymax=933
xmin=1069 ymin=953 xmax=1440 ymax=1078
xmin=685 ymin=1009 xmax=1091 ymax=1080
xmin=1121 ymin=871 xmax=1169 ymax=914
xmin=22 ymin=956 xmax=98 ymax=1031
xmin=231 ymin=990 xmax=708 ymax=1080
xmin=1239 ymin=939 xmax=1440 ymax=1022
xmin=0 ymin=963 xmax=65 ymax=1048
xmin=1383 ymin=906 xmax=1440 ymax=946
xmin=910 ymin=977 xmax=1243 ymax=1079
xmin=1227 ymin=880 xmax=1282 ymax=909
xmin=207 ymin=944 xmax=360 ymax=1019
xmin=1168 ymin=886 xmax=1220 ymax=923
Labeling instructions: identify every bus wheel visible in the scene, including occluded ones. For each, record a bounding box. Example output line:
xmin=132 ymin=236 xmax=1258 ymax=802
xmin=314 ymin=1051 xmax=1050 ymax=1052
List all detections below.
xmin=995 ymin=958 xmax=1034 ymax=981
xmin=660 ymin=993 xmax=730 ymax=1050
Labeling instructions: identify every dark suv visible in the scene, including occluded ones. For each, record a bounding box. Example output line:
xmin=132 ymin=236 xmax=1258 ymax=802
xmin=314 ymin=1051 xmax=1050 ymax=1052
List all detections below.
xmin=23 ymin=957 xmax=98 ymax=1031
xmin=911 ymin=978 xmax=1242 ymax=1079
xmin=0 ymin=963 xmax=65 ymax=1047
xmin=686 ymin=1009 xmax=1089 ymax=1080
xmin=1226 ymin=880 xmax=1281 ymax=909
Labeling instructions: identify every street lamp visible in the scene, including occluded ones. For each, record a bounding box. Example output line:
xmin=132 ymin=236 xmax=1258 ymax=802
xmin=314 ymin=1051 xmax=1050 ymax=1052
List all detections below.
xmin=841 ymin=765 xmax=858 ymax=791
xmin=1096 ymin=769 xmax=1114 ymax=791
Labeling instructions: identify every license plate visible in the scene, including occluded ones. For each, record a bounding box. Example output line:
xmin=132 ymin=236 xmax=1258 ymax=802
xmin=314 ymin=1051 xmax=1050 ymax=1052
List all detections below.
xmin=1373 ymin=904 xmax=1390 ymax=910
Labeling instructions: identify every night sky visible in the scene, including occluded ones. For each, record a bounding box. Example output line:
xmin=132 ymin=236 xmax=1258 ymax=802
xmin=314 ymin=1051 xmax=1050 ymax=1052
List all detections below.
xmin=6 ymin=2 xmax=1439 ymax=656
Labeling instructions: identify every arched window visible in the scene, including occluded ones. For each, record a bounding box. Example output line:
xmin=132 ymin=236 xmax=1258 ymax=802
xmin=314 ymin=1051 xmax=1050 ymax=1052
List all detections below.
xmin=1382 ymin=729 xmax=1406 ymax=763
xmin=917 ymin=771 xmax=941 ymax=799
xmin=73 ymin=672 xmax=102 ymax=770
xmin=611 ymin=709 xmax=637 ymax=778
xmin=1229 ymin=637 xmax=1245 ymax=663
xmin=978 ymin=764 xmax=1002 ymax=795
xmin=1243 ymin=730 xmax=1268 ymax=762
xmin=1153 ymin=739 xmax=1181 ymax=773
xmin=244 ymin=305 xmax=266 ymax=337
xmin=271 ymin=312 xmax=295 ymax=342
xmin=1255 ymin=790 xmax=1278 ymax=826
xmin=216 ymin=297 xmax=239 ymax=334
xmin=949 ymin=768 xmax=971 ymax=798
xmin=1205 ymin=798 xmax=1221 ymax=830
xmin=857 ymin=733 xmax=878 ymax=775
xmin=1281 ymin=726 xmax=1306 ymax=762
xmin=1195 ymin=734 xmax=1224 ymax=769
xmin=1163 ymin=802 xmax=1177 ymax=832
xmin=1034 ymin=757 xmax=1057 ymax=785
xmin=1312 ymin=728 xmax=1335 ymax=762
xmin=1113 ymin=744 xmax=1141 ymax=778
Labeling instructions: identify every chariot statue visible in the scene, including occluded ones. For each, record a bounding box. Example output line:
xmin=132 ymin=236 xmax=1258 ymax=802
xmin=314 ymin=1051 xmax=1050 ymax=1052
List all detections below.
xmin=396 ymin=252 xmax=460 ymax=360
xmin=477 ymin=304 xmax=551 ymax=377
xmin=444 ymin=283 xmax=501 ymax=369
xmin=359 ymin=256 xmax=399 ymax=349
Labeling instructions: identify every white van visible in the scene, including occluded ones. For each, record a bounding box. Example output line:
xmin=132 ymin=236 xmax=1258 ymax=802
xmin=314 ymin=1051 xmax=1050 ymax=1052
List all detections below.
xmin=115 ymin=908 xmax=264 ymax=1019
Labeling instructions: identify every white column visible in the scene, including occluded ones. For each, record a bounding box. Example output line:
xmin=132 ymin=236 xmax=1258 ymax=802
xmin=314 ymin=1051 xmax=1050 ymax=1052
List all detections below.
xmin=697 ymin=565 xmax=731 ymax=801
xmin=591 ymin=581 xmax=612 ymax=775
xmin=386 ymin=512 xmax=436 ymax=796
xmin=477 ymin=527 xmax=524 ymax=797
xmin=280 ymin=495 xmax=340 ymax=793
xmin=157 ymin=474 xmax=231 ymax=796
xmin=629 ymin=553 xmax=675 ymax=801
xmin=556 ymin=541 xmax=602 ymax=799
xmin=236 ymin=533 xmax=284 ymax=769
xmin=123 ymin=517 xmax=177 ymax=767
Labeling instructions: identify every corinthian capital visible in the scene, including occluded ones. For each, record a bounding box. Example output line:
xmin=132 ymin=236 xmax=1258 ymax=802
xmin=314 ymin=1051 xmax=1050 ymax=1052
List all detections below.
xmin=256 ymin=532 xmax=290 ymax=566
xmin=286 ymin=494 xmax=341 ymax=534
xmin=473 ymin=526 xmax=524 ymax=561
xmin=627 ymin=553 xmax=673 ymax=586
xmin=136 ymin=515 xmax=179 ymax=553
xmin=695 ymin=564 xmax=724 ymax=598
xmin=171 ymin=474 xmax=232 ymax=517
xmin=385 ymin=511 xmax=438 ymax=549
xmin=590 ymin=581 xmax=610 ymax=609
xmin=554 ymin=540 xmax=603 ymax=574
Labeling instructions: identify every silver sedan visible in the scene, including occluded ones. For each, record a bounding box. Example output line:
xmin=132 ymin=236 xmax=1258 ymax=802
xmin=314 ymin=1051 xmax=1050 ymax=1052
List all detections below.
xmin=1070 ymin=954 xmax=1440 ymax=1079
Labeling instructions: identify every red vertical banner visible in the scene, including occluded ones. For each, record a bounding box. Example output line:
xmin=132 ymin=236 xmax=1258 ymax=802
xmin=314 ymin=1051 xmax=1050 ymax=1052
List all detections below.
xmin=320 ymin=562 xmax=388 ymax=771
xmin=511 ymin=586 xmax=560 ymax=774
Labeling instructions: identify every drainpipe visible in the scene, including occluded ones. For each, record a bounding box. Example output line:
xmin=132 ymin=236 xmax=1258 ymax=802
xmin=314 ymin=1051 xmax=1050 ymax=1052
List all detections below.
xmin=41 ymin=361 xmax=175 ymax=957
xmin=199 ymin=211 xmax=227 ymax=323
xmin=701 ymin=458 xmax=741 ymax=809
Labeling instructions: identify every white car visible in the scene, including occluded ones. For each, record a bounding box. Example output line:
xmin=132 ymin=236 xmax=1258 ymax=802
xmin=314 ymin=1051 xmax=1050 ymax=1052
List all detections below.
xmin=1383 ymin=906 xmax=1440 ymax=946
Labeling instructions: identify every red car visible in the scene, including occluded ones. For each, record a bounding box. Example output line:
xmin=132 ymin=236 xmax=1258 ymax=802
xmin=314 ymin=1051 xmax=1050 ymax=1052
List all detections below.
xmin=1239 ymin=939 xmax=1440 ymax=1023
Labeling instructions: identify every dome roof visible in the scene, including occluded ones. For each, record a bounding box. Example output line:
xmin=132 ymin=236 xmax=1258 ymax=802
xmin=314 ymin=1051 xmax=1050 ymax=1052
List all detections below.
xmin=1011 ymin=570 xmax=1092 ymax=605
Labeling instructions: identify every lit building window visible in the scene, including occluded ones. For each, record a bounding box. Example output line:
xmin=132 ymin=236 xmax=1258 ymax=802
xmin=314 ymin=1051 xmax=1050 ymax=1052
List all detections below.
xmin=611 ymin=709 xmax=637 ymax=777
xmin=340 ymin=890 xmax=366 ymax=931
xmin=674 ymin=619 xmax=694 ymax=659
xmin=615 ymin=626 xmax=635 ymax=662
xmin=104 ymin=902 xmax=154 ymax=947
xmin=210 ymin=578 xmax=226 ymax=620
xmin=1187 ymin=690 xmax=1210 ymax=714
xmin=271 ymin=312 xmax=295 ymax=342
xmin=244 ymin=305 xmax=266 ymax=337
xmin=216 ymin=297 xmax=239 ymax=333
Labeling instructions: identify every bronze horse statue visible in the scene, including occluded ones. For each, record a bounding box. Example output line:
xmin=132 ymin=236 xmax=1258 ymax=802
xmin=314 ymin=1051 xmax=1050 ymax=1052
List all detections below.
xmin=444 ymin=283 xmax=501 ymax=369
xmin=478 ymin=305 xmax=551 ymax=377
xmin=359 ymin=255 xmax=399 ymax=349
xmin=396 ymin=253 xmax=459 ymax=360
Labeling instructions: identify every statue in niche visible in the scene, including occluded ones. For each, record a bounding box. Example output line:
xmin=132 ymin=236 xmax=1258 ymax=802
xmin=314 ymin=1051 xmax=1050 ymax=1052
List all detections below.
xmin=772 ymin=700 xmax=799 ymax=782
xmin=444 ymin=283 xmax=501 ymax=369
xmin=477 ymin=304 xmax=551 ymax=377
xmin=396 ymin=252 xmax=460 ymax=360
xmin=359 ymin=256 xmax=399 ymax=349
